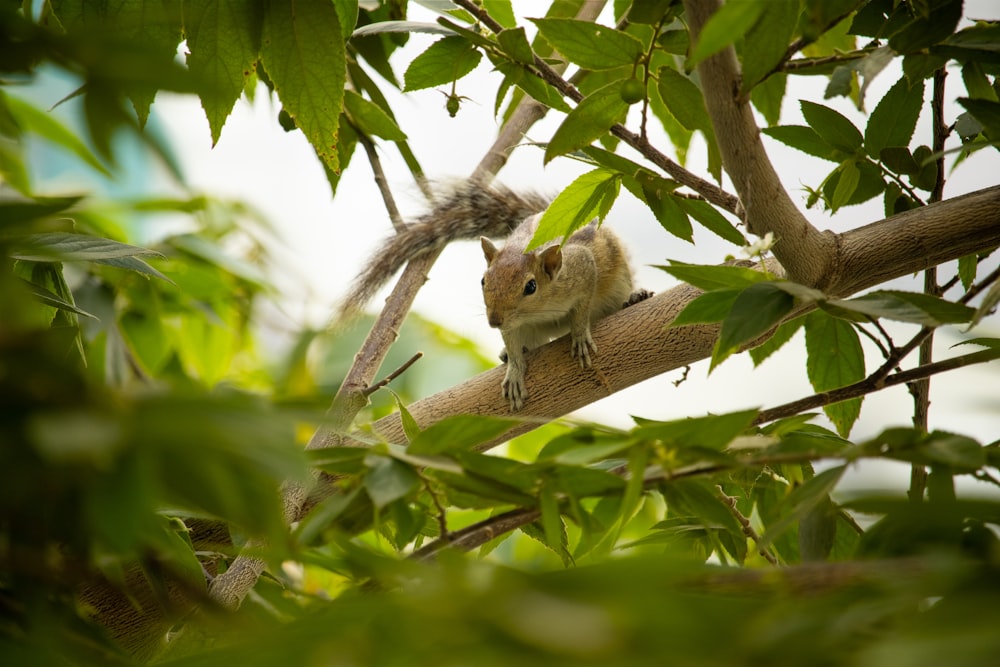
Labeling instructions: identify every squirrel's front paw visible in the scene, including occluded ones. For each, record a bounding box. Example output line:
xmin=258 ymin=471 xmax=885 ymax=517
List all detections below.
xmin=571 ymin=330 xmax=596 ymax=368
xmin=502 ymin=366 xmax=526 ymax=411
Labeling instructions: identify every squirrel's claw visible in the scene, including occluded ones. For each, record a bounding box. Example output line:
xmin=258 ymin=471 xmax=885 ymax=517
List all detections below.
xmin=502 ymin=367 xmax=526 ymax=411
xmin=571 ymin=330 xmax=596 ymax=368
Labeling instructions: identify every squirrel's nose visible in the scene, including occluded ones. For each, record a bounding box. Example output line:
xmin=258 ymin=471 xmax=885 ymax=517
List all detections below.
xmin=487 ymin=311 xmax=503 ymax=328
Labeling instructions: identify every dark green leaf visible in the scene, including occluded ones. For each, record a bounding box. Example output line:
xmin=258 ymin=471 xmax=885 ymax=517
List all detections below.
xmin=800 ymin=100 xmax=863 ymax=153
xmin=364 ymin=454 xmax=420 ymax=508
xmin=677 ymin=198 xmax=745 ymax=245
xmin=1 ymin=93 xmax=109 ymax=176
xmin=865 ymin=77 xmax=925 ymax=158
xmin=880 ymin=146 xmax=919 ymax=175
xmin=762 ymin=125 xmax=841 ymax=162
xmin=760 ymin=465 xmax=846 ymax=550
xmin=888 ymin=0 xmax=963 ymax=53
xmin=670 ymin=289 xmax=741 ymax=326
xmin=531 ymin=18 xmax=643 ymax=70
xmin=716 ymin=282 xmax=796 ymax=364
xmin=958 ymin=98 xmax=1000 ymax=138
xmin=741 ymin=0 xmax=798 ymax=91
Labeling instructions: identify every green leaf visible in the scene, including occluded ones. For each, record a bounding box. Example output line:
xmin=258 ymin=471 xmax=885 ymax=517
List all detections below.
xmin=677 ymin=198 xmax=745 ymax=245
xmin=825 ymin=290 xmax=975 ymax=326
xmin=759 ymin=465 xmax=847 ymax=550
xmin=749 ymin=316 xmax=804 ymax=366
xmin=804 ymin=312 xmax=864 ymax=437
xmin=1 ymin=93 xmax=110 ymax=176
xmin=261 ymin=0 xmax=346 ymax=173
xmin=831 ymin=159 xmax=861 ymax=211
xmin=186 ymin=0 xmax=262 ymax=146
xmin=800 ymin=100 xmax=863 ymax=153
xmin=655 ymin=66 xmax=713 ymax=135
xmin=688 ymin=0 xmax=766 ymax=67
xmin=407 ymin=415 xmax=519 ymax=456
xmin=865 ymin=77 xmax=925 ymax=158
xmin=633 ymin=409 xmax=759 ymax=451
xmin=750 ymin=72 xmax=786 ymax=127
xmin=531 ymin=18 xmax=643 ymax=70
xmin=715 ymin=283 xmax=795 ymax=367
xmin=762 ymin=125 xmax=841 ymax=162
xmin=670 ymin=289 xmax=741 ymax=326
xmin=18 ymin=277 xmax=97 ymax=320
xmin=544 ymin=80 xmax=629 ymax=164
xmin=657 ymin=261 xmax=768 ymax=291
xmin=403 ymin=36 xmax=482 ymax=91
xmin=497 ymin=26 xmax=535 ymax=65
xmin=958 ymin=98 xmax=1000 ymax=138
xmin=740 ymin=0 xmax=798 ymax=91
xmin=639 ymin=187 xmax=691 ymax=241
xmin=888 ymin=0 xmax=962 ymax=53
xmin=363 ymin=453 xmax=420 ymax=508
xmin=343 ymin=90 xmax=406 ymax=141
xmin=969 ymin=280 xmax=1000 ymax=329
xmin=0 ymin=195 xmax=82 ymax=227
xmin=529 ymin=169 xmax=620 ymax=249
xmin=879 ymin=146 xmax=919 ymax=175
xmin=391 ymin=392 xmax=423 ymax=443
xmin=11 ymin=233 xmax=162 ymax=262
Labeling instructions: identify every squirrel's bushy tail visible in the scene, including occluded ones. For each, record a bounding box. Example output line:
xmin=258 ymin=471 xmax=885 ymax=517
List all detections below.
xmin=335 ymin=182 xmax=548 ymax=322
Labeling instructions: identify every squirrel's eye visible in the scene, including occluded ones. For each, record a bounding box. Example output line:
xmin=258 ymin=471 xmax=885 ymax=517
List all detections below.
xmin=523 ymin=279 xmax=537 ymax=296
xmin=481 ymin=277 xmax=486 ymax=287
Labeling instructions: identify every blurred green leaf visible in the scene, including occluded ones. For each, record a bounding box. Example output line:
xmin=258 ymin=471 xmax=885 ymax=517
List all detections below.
xmin=688 ymin=0 xmax=765 ymax=66
xmin=364 ymin=453 xmax=420 ymax=508
xmin=407 ymin=414 xmax=518 ymax=455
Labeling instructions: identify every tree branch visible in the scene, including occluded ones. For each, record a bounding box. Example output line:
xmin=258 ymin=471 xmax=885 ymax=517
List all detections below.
xmin=369 ymin=186 xmax=1000 ymax=449
xmin=682 ymin=0 xmax=838 ymax=287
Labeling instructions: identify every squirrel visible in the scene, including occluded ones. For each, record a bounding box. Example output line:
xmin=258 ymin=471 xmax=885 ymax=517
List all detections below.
xmin=339 ymin=182 xmax=649 ymax=411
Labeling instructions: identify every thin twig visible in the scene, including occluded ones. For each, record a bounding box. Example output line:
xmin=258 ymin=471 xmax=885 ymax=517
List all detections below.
xmin=756 ymin=348 xmax=1000 ymax=425
xmin=716 ymin=485 xmax=779 ymax=565
xmin=359 ymin=132 xmax=406 ymax=231
xmin=363 ymin=352 xmax=423 ymax=397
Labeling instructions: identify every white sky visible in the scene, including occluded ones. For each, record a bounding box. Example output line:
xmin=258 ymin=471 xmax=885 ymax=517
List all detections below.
xmin=153 ymin=1 xmax=1000 ymax=492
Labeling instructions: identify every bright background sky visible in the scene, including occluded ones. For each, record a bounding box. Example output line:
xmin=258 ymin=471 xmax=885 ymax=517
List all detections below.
xmin=144 ymin=2 xmax=1000 ymax=492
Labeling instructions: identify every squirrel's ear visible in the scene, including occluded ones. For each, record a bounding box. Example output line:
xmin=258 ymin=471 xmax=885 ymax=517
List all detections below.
xmin=540 ymin=245 xmax=562 ymax=278
xmin=481 ymin=237 xmax=498 ymax=264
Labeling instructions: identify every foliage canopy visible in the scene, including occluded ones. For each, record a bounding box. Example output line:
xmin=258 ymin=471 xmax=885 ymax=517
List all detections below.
xmin=2 ymin=0 xmax=1000 ymax=665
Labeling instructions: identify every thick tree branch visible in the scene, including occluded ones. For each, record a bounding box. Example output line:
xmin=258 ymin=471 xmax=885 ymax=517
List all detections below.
xmin=370 ymin=186 xmax=1000 ymax=449
xmin=682 ymin=0 xmax=837 ymax=287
